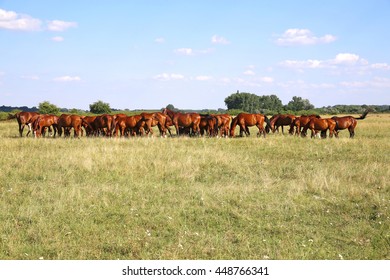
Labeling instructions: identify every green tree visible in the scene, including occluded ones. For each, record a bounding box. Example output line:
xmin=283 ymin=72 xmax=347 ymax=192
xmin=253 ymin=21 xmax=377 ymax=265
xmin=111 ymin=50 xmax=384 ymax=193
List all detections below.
xmin=89 ymin=100 xmax=111 ymax=114
xmin=286 ymin=96 xmax=314 ymax=111
xmin=38 ymin=101 xmax=60 ymax=114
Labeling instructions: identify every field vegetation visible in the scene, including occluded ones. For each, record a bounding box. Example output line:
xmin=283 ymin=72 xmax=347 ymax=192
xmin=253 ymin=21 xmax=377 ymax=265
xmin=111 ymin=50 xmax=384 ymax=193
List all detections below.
xmin=0 ymin=114 xmax=389 ymax=259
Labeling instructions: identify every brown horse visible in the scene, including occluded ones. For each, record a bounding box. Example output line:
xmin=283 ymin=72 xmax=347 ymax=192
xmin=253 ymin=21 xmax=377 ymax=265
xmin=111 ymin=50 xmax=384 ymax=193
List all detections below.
xmin=199 ymin=114 xmax=219 ymax=137
xmin=162 ymin=108 xmax=201 ymax=136
xmin=331 ymin=109 xmax=370 ymax=138
xmin=57 ymin=114 xmax=87 ymax=138
xmin=93 ymin=114 xmax=116 ymax=137
xmin=230 ymin=113 xmax=270 ymax=137
xmin=32 ymin=114 xmax=59 ymax=137
xmin=115 ymin=115 xmax=143 ymax=137
xmin=267 ymin=114 xmax=296 ymax=134
xmin=292 ymin=114 xmax=321 ymax=136
xmin=211 ymin=114 xmax=232 ymax=137
xmin=8 ymin=111 xmax=40 ymax=137
xmin=302 ymin=118 xmax=336 ymax=138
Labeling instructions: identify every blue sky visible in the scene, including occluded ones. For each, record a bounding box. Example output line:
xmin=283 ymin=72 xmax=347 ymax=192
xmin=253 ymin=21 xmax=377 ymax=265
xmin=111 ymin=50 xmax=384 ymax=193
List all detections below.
xmin=1 ymin=0 xmax=389 ymax=110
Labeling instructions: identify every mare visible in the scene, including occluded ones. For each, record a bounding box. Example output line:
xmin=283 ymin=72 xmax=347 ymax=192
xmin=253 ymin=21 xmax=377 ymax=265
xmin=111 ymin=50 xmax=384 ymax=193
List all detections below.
xmin=138 ymin=112 xmax=172 ymax=137
xmin=230 ymin=113 xmax=270 ymax=138
xmin=302 ymin=118 xmax=336 ymax=138
xmin=115 ymin=115 xmax=143 ymax=137
xmin=162 ymin=108 xmax=201 ymax=136
xmin=211 ymin=114 xmax=232 ymax=137
xmin=81 ymin=116 xmax=97 ymax=136
xmin=199 ymin=114 xmax=219 ymax=137
xmin=267 ymin=114 xmax=296 ymax=134
xmin=57 ymin=114 xmax=87 ymax=138
xmin=33 ymin=114 xmax=59 ymax=137
xmin=8 ymin=111 xmax=40 ymax=137
xmin=292 ymin=115 xmax=321 ymax=136
xmin=93 ymin=114 xmax=116 ymax=137
xmin=331 ymin=109 xmax=370 ymax=138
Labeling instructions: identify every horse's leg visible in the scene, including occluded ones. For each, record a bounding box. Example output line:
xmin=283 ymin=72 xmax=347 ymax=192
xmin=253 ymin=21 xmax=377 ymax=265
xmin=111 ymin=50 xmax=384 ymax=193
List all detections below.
xmin=348 ymin=127 xmax=354 ymax=138
xmin=18 ymin=122 xmax=24 ymax=137
xmin=26 ymin=123 xmax=31 ymax=137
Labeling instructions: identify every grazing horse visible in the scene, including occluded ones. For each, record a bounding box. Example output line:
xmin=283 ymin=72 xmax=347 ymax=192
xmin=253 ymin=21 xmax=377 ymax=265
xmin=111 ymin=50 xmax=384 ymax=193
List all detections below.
xmin=293 ymin=115 xmax=321 ymax=136
xmin=331 ymin=109 xmax=370 ymax=138
xmin=8 ymin=111 xmax=40 ymax=137
xmin=211 ymin=114 xmax=232 ymax=137
xmin=93 ymin=114 xmax=116 ymax=137
xmin=230 ymin=113 xmax=270 ymax=138
xmin=115 ymin=115 xmax=143 ymax=137
xmin=138 ymin=112 xmax=172 ymax=137
xmin=162 ymin=108 xmax=201 ymax=136
xmin=267 ymin=114 xmax=296 ymax=134
xmin=81 ymin=116 xmax=97 ymax=136
xmin=302 ymin=118 xmax=336 ymax=138
xmin=57 ymin=114 xmax=87 ymax=138
xmin=32 ymin=114 xmax=59 ymax=137
xmin=199 ymin=114 xmax=219 ymax=137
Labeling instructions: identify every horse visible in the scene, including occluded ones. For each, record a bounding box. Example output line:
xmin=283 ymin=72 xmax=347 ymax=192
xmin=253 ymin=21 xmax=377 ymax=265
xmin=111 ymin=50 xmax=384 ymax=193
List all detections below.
xmin=331 ymin=109 xmax=370 ymax=138
xmin=57 ymin=114 xmax=88 ymax=138
xmin=302 ymin=118 xmax=336 ymax=138
xmin=115 ymin=115 xmax=143 ymax=137
xmin=199 ymin=114 xmax=219 ymax=137
xmin=162 ymin=108 xmax=201 ymax=136
xmin=32 ymin=114 xmax=59 ymax=137
xmin=93 ymin=114 xmax=116 ymax=137
xmin=8 ymin=111 xmax=40 ymax=137
xmin=292 ymin=114 xmax=321 ymax=136
xmin=229 ymin=113 xmax=270 ymax=137
xmin=211 ymin=114 xmax=232 ymax=137
xmin=81 ymin=116 xmax=97 ymax=136
xmin=267 ymin=114 xmax=296 ymax=134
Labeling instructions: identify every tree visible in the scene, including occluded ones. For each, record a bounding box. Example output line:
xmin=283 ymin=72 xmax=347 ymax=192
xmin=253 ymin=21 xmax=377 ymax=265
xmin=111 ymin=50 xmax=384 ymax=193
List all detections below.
xmin=89 ymin=100 xmax=111 ymax=114
xmin=38 ymin=101 xmax=60 ymax=114
xmin=286 ymin=96 xmax=314 ymax=111
xmin=165 ymin=104 xmax=177 ymax=111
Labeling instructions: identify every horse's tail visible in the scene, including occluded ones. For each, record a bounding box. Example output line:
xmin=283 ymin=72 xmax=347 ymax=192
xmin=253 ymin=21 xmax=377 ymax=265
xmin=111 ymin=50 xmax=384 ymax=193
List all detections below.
xmin=230 ymin=116 xmax=238 ymax=137
xmin=356 ymin=108 xmax=370 ymax=120
xmin=264 ymin=115 xmax=271 ymax=133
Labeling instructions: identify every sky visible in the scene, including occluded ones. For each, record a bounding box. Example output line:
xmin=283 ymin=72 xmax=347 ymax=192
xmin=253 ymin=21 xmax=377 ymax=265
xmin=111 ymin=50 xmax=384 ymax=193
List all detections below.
xmin=1 ymin=0 xmax=390 ymax=110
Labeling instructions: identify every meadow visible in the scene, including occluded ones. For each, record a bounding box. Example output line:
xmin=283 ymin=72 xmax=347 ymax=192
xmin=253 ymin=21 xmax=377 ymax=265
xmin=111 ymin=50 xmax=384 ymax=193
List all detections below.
xmin=0 ymin=114 xmax=389 ymax=260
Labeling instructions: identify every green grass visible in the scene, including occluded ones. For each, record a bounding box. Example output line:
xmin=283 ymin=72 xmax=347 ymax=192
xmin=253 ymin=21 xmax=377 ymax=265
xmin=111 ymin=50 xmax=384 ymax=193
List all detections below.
xmin=0 ymin=114 xmax=389 ymax=260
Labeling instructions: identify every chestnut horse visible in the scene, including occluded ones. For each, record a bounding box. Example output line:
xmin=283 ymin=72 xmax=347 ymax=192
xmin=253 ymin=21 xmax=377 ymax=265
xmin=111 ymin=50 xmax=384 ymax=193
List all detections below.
xmin=115 ymin=115 xmax=143 ymax=137
xmin=199 ymin=114 xmax=219 ymax=137
xmin=32 ymin=114 xmax=59 ymax=137
xmin=331 ymin=109 xmax=370 ymax=138
xmin=292 ymin=115 xmax=321 ymax=136
xmin=93 ymin=114 xmax=117 ymax=137
xmin=267 ymin=114 xmax=296 ymax=134
xmin=162 ymin=108 xmax=201 ymax=136
xmin=302 ymin=118 xmax=336 ymax=138
xmin=57 ymin=114 xmax=88 ymax=138
xmin=230 ymin=113 xmax=270 ymax=137
xmin=8 ymin=111 xmax=40 ymax=137
xmin=211 ymin=114 xmax=232 ymax=137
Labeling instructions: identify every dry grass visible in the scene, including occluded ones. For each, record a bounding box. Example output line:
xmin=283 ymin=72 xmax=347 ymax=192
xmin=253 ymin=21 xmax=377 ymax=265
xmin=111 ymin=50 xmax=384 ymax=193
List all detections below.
xmin=0 ymin=114 xmax=389 ymax=259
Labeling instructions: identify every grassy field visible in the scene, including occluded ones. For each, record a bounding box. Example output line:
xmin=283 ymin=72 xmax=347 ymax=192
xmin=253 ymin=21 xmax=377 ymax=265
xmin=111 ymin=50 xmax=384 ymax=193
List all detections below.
xmin=0 ymin=114 xmax=389 ymax=260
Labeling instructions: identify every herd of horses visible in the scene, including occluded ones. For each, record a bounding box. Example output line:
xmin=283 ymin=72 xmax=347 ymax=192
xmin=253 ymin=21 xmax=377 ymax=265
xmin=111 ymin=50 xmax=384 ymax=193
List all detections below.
xmin=6 ymin=108 xmax=370 ymax=139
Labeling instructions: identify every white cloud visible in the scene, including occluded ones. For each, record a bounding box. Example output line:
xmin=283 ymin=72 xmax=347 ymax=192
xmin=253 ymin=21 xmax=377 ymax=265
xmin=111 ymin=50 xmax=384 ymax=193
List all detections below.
xmin=0 ymin=8 xmax=42 ymax=31
xmin=174 ymin=48 xmax=194 ymax=56
xmin=276 ymin=28 xmax=336 ymax=46
xmin=47 ymin=20 xmax=77 ymax=31
xmin=195 ymin=75 xmax=213 ymax=81
xmin=21 ymin=75 xmax=40 ymax=80
xmin=260 ymin=76 xmax=274 ymax=83
xmin=53 ymin=76 xmax=81 ymax=82
xmin=371 ymin=63 xmax=390 ymax=70
xmin=155 ymin=37 xmax=165 ymax=43
xmin=51 ymin=36 xmax=64 ymax=42
xmin=244 ymin=70 xmax=255 ymax=76
xmin=333 ymin=53 xmax=360 ymax=64
xmin=153 ymin=73 xmax=185 ymax=81
xmin=280 ymin=59 xmax=325 ymax=69
xmin=211 ymin=35 xmax=230 ymax=44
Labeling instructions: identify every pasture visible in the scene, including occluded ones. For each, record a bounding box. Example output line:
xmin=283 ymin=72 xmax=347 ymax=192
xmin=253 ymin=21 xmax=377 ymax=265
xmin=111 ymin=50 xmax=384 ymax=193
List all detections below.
xmin=0 ymin=114 xmax=389 ymax=260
